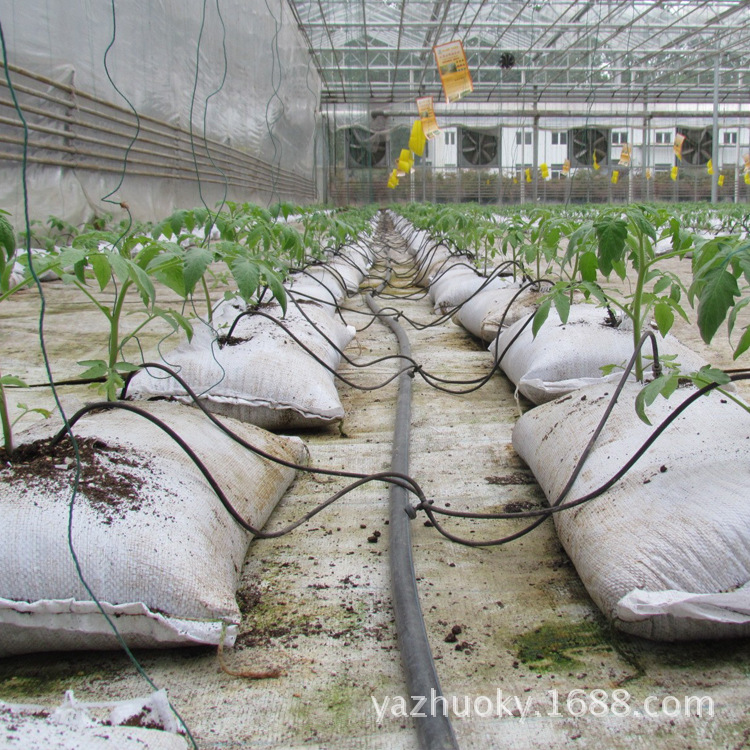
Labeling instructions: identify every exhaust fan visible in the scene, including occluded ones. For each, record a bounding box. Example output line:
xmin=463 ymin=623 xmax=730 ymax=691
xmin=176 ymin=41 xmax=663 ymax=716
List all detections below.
xmin=346 ymin=128 xmax=388 ymax=168
xmin=675 ymin=127 xmax=713 ymax=166
xmin=568 ymin=127 xmax=609 ymax=167
xmin=458 ymin=128 xmax=500 ymax=168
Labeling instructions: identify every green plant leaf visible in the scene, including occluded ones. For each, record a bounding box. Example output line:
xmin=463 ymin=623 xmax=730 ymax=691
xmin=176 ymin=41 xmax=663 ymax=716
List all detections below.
xmin=0 ymin=375 xmax=27 ymax=387
xmin=153 ymin=262 xmax=186 ymax=297
xmin=89 ymin=253 xmax=111 ymax=291
xmin=734 ymin=327 xmax=750 ymax=360
xmin=106 ymin=251 xmax=130 ymax=284
xmin=652 ymin=275 xmax=671 ymax=295
xmin=76 ymin=359 xmax=109 ymax=379
xmin=579 ymin=251 xmax=598 ymax=282
xmin=113 ymin=361 xmax=141 ymax=373
xmin=11 ymin=404 xmax=52 ymax=426
xmin=128 ymin=263 xmax=156 ymax=307
xmin=696 ymin=267 xmax=740 ymax=344
xmin=0 ymin=215 xmax=15 ymax=260
xmin=727 ymin=297 xmax=749 ymax=336
xmin=183 ymin=245 xmax=214 ymax=294
xmin=532 ymin=299 xmax=551 ymax=338
xmin=134 ymin=241 xmax=164 ymax=270
xmin=691 ymin=365 xmax=731 ymax=387
xmin=635 ymin=375 xmax=668 ymax=425
xmin=553 ymin=291 xmax=570 ymax=324
xmin=653 ymin=301 xmax=674 ymax=337
xmin=153 ymin=306 xmax=194 ymax=342
xmin=594 ymin=216 xmax=627 ymax=276
xmin=230 ymin=256 xmax=260 ymax=302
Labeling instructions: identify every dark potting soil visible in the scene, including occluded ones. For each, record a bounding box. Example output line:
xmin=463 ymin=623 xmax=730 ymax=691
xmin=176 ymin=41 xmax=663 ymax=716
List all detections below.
xmin=0 ymin=437 xmax=149 ymax=523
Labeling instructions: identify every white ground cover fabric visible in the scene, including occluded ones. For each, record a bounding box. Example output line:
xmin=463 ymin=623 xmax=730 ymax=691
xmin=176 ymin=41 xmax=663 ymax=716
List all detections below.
xmin=491 ymin=304 xmax=711 ymax=404
xmin=128 ymin=298 xmax=356 ymax=430
xmin=454 ymin=282 xmax=548 ymax=341
xmin=0 ymin=401 xmax=305 ymax=655
xmin=512 ymin=381 xmax=750 ymax=640
xmin=0 ymin=691 xmax=188 ymax=749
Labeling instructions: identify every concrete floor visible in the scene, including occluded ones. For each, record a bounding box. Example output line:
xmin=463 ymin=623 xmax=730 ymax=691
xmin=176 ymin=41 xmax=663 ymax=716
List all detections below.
xmin=1 ymin=219 xmax=750 ymax=749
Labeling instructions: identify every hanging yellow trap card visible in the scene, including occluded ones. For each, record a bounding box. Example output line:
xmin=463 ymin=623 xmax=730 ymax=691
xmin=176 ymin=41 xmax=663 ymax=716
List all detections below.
xmin=673 ymin=133 xmax=686 ymax=161
xmin=433 ymin=40 xmax=473 ymax=103
xmin=416 ymin=96 xmax=440 ymax=139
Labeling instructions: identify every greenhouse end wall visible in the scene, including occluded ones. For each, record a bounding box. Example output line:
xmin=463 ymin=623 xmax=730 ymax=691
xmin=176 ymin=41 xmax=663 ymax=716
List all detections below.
xmin=0 ymin=0 xmax=322 ymax=225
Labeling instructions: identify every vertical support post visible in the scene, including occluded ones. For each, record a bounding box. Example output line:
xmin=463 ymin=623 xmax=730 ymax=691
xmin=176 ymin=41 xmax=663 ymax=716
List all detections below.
xmin=532 ymin=112 xmax=539 ymax=203
xmin=642 ymin=102 xmax=650 ymax=203
xmin=520 ymin=125 xmax=526 ymax=204
xmin=497 ymin=124 xmax=503 ymax=205
xmin=734 ymin=119 xmax=741 ymax=204
xmin=711 ymin=52 xmax=721 ymax=204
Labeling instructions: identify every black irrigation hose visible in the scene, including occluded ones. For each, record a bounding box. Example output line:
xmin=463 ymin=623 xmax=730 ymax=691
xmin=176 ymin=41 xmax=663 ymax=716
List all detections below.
xmin=372 ymin=262 xmax=522 ymax=333
xmin=50 ymin=400 xmax=420 ymax=539
xmin=365 ymin=290 xmax=460 ymax=750
xmin=222 ymin=309 xmax=414 ymax=391
xmin=285 ymin=294 xmax=420 ymax=372
xmin=415 ymin=336 xmax=750 ymax=548
xmin=118 ymin=361 xmax=427 ymax=500
xmin=5 ymin=375 xmax=107 ymax=388
xmin=251 ymin=269 xmax=528 ymax=394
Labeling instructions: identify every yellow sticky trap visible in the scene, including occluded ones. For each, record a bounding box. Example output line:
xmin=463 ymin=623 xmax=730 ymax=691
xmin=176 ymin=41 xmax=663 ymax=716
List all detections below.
xmin=671 ymin=166 xmax=679 ymax=181
xmin=744 ymin=172 xmax=750 ymax=185
xmin=673 ymin=133 xmax=685 ymax=161
xmin=718 ymin=174 xmax=725 ymax=187
xmin=387 ymin=168 xmax=399 ymax=188
xmin=408 ymin=120 xmax=426 ymax=157
xmin=593 ymin=151 xmax=600 ymax=171
xmin=707 ymin=159 xmax=714 ymax=175
xmin=618 ymin=145 xmax=631 ymax=167
xmin=513 ymin=177 xmax=518 ymax=184
xmin=525 ymin=168 xmax=532 ymax=183
xmin=744 ymin=153 xmax=750 ymax=170
xmin=397 ymin=148 xmax=414 ymax=174
xmin=611 ymin=170 xmax=619 ymax=184
xmin=646 ymin=168 xmax=652 ymax=180
xmin=540 ymin=163 xmax=550 ymax=180
xmin=562 ymin=159 xmax=571 ymax=176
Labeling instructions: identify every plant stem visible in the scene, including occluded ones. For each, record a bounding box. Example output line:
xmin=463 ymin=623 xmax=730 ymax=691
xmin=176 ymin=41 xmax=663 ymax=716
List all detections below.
xmin=0 ymin=374 xmax=13 ymax=455
xmin=632 ymin=231 xmax=647 ymax=382
xmin=108 ymin=279 xmax=131 ymax=401
xmin=201 ymin=275 xmax=213 ymax=323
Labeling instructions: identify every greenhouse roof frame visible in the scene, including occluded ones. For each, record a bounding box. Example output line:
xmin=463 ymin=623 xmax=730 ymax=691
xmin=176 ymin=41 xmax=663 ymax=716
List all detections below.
xmin=286 ymin=0 xmax=750 ymax=107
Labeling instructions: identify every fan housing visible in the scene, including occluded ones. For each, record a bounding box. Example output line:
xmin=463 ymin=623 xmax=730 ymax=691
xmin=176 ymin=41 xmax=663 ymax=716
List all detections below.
xmin=675 ymin=127 xmax=713 ymax=166
xmin=346 ymin=127 xmax=388 ymax=169
xmin=458 ymin=127 xmax=500 ymax=168
xmin=568 ymin=127 xmax=609 ymax=167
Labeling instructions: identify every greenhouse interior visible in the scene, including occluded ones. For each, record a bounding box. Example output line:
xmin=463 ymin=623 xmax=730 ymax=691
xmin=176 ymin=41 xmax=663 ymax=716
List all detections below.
xmin=1 ymin=1 xmax=750 ymax=748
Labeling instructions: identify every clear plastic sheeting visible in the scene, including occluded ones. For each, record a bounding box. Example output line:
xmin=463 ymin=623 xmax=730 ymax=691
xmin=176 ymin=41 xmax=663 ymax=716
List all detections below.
xmin=0 ymin=0 xmax=322 ymax=223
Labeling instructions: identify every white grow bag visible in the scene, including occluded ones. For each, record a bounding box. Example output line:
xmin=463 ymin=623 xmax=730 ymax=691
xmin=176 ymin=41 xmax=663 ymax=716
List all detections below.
xmin=454 ymin=282 xmax=548 ymax=342
xmin=512 ymin=381 xmax=750 ymax=640
xmin=428 ymin=266 xmax=511 ymax=315
xmin=491 ymin=304 xmax=711 ymax=405
xmin=128 ymin=299 xmax=355 ymax=431
xmin=0 ymin=401 xmax=306 ymax=655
